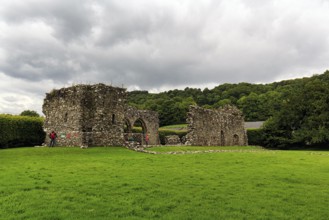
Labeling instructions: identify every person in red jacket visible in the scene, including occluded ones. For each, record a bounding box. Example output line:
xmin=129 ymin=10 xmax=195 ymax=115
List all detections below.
xmin=49 ymin=131 xmax=57 ymax=147
xmin=145 ymin=133 xmax=149 ymax=146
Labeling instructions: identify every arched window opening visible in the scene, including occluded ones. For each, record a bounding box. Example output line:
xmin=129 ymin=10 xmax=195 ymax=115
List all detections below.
xmin=132 ymin=119 xmax=147 ymax=145
xmin=220 ymin=130 xmax=225 ymax=146
xmin=64 ymin=112 xmax=68 ymax=123
xmin=124 ymin=119 xmax=132 ymax=133
xmin=233 ymin=134 xmax=239 ymax=146
xmin=112 ymin=114 xmax=116 ymax=124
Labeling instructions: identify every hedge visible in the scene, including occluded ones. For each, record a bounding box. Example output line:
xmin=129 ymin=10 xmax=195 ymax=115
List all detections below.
xmin=0 ymin=114 xmax=45 ymax=148
xmin=246 ymin=128 xmax=265 ymax=146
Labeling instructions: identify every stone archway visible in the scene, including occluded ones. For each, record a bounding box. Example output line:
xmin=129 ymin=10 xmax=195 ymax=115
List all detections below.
xmin=124 ymin=118 xmax=132 ymax=133
xmin=124 ymin=106 xmax=160 ymax=145
xmin=133 ymin=118 xmax=147 ymax=134
xmin=130 ymin=118 xmax=148 ymax=145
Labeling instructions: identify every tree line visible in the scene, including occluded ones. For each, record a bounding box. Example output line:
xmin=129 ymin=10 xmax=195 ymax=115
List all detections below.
xmin=128 ymin=70 xmax=329 ymax=148
xmin=128 ymin=72 xmax=329 ymax=125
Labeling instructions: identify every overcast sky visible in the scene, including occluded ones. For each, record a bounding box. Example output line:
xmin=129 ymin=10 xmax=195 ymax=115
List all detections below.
xmin=1 ymin=0 xmax=329 ymax=115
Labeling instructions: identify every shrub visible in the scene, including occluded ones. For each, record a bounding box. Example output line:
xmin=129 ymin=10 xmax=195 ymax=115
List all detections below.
xmin=0 ymin=114 xmax=45 ymax=148
xmin=20 ymin=110 xmax=40 ymax=117
xmin=247 ymin=128 xmax=265 ymax=146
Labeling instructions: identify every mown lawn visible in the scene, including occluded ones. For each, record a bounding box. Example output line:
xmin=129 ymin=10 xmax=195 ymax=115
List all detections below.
xmin=159 ymin=124 xmax=187 ymax=131
xmin=1 ymin=147 xmax=329 ymax=219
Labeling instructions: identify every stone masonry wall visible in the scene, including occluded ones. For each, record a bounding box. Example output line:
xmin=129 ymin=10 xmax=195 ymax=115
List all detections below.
xmin=43 ymin=84 xmax=126 ymax=147
xmin=165 ymin=135 xmax=181 ymax=145
xmin=186 ymin=105 xmax=248 ymax=146
xmin=124 ymin=106 xmax=160 ymax=145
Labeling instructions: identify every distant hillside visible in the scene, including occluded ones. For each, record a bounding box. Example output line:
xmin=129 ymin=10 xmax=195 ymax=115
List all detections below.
xmin=128 ymin=70 xmax=329 ymax=126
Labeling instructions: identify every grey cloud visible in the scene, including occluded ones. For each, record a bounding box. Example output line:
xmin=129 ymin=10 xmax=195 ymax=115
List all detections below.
xmin=1 ymin=0 xmax=329 ymax=114
xmin=0 ymin=0 xmax=96 ymax=41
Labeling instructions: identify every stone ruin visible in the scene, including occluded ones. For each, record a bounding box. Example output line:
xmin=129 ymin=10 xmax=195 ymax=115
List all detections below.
xmin=165 ymin=135 xmax=182 ymax=145
xmin=124 ymin=106 xmax=159 ymax=147
xmin=43 ymin=83 xmax=247 ymax=148
xmin=185 ymin=105 xmax=248 ymax=146
xmin=43 ymin=84 xmax=159 ymax=147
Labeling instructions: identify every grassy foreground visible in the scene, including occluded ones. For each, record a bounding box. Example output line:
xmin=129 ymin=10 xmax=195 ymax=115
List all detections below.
xmin=1 ymin=147 xmax=329 ymax=220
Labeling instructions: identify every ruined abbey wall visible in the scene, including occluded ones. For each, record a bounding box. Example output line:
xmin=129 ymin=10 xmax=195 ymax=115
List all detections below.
xmin=124 ymin=106 xmax=160 ymax=145
xmin=43 ymin=84 xmax=126 ymax=147
xmin=43 ymin=84 xmax=160 ymax=147
xmin=186 ymin=105 xmax=248 ymax=146
xmin=43 ymin=84 xmax=247 ymax=148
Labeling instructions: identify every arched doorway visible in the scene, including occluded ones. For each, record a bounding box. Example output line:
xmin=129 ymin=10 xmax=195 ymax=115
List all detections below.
xmin=124 ymin=119 xmax=132 ymax=133
xmin=124 ymin=118 xmax=148 ymax=145
xmin=132 ymin=118 xmax=147 ymax=145
xmin=133 ymin=118 xmax=147 ymax=134
xmin=124 ymin=106 xmax=160 ymax=146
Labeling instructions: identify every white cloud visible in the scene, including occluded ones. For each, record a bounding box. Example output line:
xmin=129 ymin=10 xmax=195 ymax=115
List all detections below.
xmin=0 ymin=72 xmax=58 ymax=115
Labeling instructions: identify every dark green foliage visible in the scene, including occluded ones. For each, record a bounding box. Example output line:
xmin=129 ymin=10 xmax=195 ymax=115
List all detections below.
xmin=262 ymin=70 xmax=329 ymax=149
xmin=246 ymin=128 xmax=265 ymax=146
xmin=0 ymin=114 xmax=45 ymax=148
xmin=128 ymin=71 xmax=329 ymax=126
xmin=20 ymin=110 xmax=40 ymax=117
xmin=127 ymin=70 xmax=329 ymax=148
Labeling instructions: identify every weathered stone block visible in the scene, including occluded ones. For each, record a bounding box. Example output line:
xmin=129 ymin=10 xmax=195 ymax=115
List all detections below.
xmin=165 ymin=135 xmax=181 ymax=145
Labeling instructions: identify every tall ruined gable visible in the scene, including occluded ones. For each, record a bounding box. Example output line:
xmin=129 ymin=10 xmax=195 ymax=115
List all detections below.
xmin=186 ymin=105 xmax=248 ymax=146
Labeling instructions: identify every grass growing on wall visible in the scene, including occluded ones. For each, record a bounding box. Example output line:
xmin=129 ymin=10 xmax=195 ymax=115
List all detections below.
xmin=1 ymin=147 xmax=329 ymax=219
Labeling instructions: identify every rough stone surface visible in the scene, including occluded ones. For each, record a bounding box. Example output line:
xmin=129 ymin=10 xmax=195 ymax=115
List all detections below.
xmin=165 ymin=135 xmax=181 ymax=145
xmin=124 ymin=106 xmax=160 ymax=145
xmin=185 ymin=105 xmax=248 ymax=146
xmin=43 ymin=84 xmax=159 ymax=147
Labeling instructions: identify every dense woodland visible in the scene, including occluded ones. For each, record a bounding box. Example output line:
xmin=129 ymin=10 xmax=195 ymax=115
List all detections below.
xmin=129 ymin=70 xmax=329 ymax=148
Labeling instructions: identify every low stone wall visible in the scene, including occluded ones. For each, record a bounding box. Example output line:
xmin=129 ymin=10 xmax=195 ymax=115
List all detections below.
xmin=165 ymin=135 xmax=181 ymax=145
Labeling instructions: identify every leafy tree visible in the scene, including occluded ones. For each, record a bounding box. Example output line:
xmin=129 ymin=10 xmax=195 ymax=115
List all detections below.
xmin=263 ymin=75 xmax=329 ymax=148
xmin=20 ymin=110 xmax=40 ymax=117
xmin=127 ymin=70 xmax=329 ymax=141
xmin=213 ymin=99 xmax=232 ymax=108
xmin=237 ymin=93 xmax=261 ymax=121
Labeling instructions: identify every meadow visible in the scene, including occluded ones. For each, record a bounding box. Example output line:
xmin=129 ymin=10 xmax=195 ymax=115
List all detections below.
xmin=1 ymin=146 xmax=329 ymax=220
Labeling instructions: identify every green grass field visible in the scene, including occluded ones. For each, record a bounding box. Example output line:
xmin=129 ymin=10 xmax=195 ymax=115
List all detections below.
xmin=1 ymin=146 xmax=329 ymax=219
xmin=147 ymin=146 xmax=264 ymax=153
xmin=159 ymin=124 xmax=187 ymax=131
